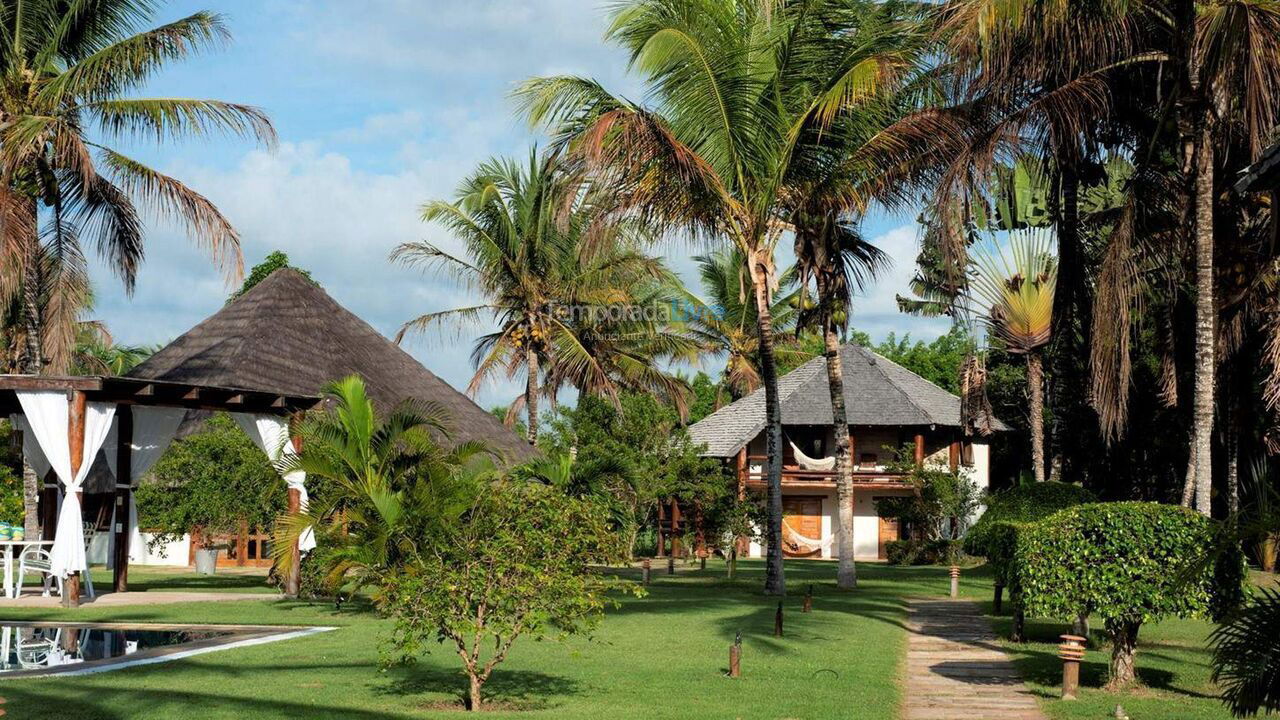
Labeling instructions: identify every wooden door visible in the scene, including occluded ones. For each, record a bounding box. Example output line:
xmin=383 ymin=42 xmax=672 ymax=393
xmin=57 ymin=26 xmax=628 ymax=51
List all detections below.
xmin=781 ymin=497 xmax=823 ymax=558
xmin=876 ymin=500 xmax=901 ymax=560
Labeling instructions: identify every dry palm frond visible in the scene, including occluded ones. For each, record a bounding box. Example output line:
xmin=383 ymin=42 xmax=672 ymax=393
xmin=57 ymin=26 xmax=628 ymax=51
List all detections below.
xmin=1089 ymin=200 xmax=1142 ymax=442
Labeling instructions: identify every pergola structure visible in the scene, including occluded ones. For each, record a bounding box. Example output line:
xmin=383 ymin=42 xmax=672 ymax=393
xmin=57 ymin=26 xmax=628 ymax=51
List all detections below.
xmin=1 ymin=374 xmax=319 ymax=606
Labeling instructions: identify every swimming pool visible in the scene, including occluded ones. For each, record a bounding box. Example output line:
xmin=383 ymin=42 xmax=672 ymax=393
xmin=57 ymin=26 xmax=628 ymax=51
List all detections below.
xmin=0 ymin=622 xmax=335 ymax=677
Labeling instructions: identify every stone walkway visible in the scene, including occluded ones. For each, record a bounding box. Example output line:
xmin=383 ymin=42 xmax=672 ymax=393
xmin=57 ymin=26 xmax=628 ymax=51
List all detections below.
xmin=903 ymin=598 xmax=1047 ymax=720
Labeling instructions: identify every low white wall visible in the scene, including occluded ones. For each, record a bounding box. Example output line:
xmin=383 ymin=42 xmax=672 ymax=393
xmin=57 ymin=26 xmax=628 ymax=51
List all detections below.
xmin=85 ymin=532 xmax=190 ymax=567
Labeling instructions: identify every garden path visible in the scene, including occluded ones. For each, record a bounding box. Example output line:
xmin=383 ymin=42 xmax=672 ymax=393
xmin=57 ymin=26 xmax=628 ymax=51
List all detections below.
xmin=903 ymin=598 xmax=1047 ymax=720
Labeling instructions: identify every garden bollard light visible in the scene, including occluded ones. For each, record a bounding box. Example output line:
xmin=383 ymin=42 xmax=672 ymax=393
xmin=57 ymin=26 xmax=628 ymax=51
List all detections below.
xmin=949 ymin=566 xmax=960 ymax=598
xmin=774 ymin=601 xmax=784 ymax=637
xmin=728 ymin=631 xmax=741 ymax=678
xmin=700 ymin=555 xmax=706 ymax=570
xmin=802 ymin=584 xmax=813 ymax=613
xmin=642 ymin=558 xmax=651 ymax=586
xmin=1059 ymin=634 xmax=1086 ymax=700
xmin=667 ymin=555 xmax=675 ymax=575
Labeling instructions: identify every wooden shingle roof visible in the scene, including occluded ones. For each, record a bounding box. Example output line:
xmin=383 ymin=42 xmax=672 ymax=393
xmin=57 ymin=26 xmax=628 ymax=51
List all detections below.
xmin=688 ymin=343 xmax=1008 ymax=457
xmin=129 ymin=269 xmax=536 ymax=464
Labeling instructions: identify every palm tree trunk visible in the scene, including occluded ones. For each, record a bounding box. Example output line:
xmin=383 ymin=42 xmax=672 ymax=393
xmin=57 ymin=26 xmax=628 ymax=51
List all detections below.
xmin=1181 ymin=444 xmax=1196 ymax=507
xmin=1027 ymin=352 xmax=1046 ymax=483
xmin=750 ymin=263 xmax=786 ymax=596
xmin=525 ymin=347 xmax=539 ymax=446
xmin=19 ymin=199 xmax=43 ymax=537
xmin=825 ymin=325 xmax=856 ymax=589
xmin=1191 ymin=124 xmax=1215 ymax=516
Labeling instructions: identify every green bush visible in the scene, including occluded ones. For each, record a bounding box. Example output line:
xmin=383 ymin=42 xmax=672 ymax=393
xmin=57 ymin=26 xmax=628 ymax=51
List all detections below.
xmin=963 ymin=481 xmax=1095 ymax=557
xmin=1017 ymin=502 xmax=1246 ymax=689
xmin=884 ymin=539 xmax=964 ymax=566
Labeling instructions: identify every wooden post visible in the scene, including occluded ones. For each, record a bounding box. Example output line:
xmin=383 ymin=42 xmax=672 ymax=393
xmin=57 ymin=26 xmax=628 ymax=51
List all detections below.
xmin=40 ymin=471 xmax=58 ymax=542
xmin=642 ymin=558 xmax=651 ymax=586
xmin=656 ymin=501 xmax=666 ymax=558
xmin=802 ymin=584 xmax=813 ymax=613
xmin=666 ymin=554 xmax=675 ymax=575
xmin=1059 ymin=634 xmax=1086 ymax=700
xmin=949 ymin=440 xmax=960 ymax=472
xmin=914 ymin=433 xmax=925 ymax=467
xmin=62 ymin=390 xmax=87 ymax=608
xmin=113 ymin=405 xmax=133 ymax=593
xmin=774 ymin=601 xmax=783 ymax=637
xmin=729 ymin=631 xmax=741 ymax=678
xmin=670 ymin=499 xmax=683 ymax=558
xmin=849 ymin=430 xmax=857 ymax=470
xmin=735 ymin=447 xmax=747 ymax=499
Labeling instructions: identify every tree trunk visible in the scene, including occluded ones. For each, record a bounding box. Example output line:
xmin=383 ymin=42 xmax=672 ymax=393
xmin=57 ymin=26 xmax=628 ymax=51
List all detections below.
xmin=22 ymin=463 xmax=39 ymax=540
xmin=1105 ymin=619 xmax=1141 ymax=690
xmin=1027 ymin=352 xmax=1046 ymax=483
xmin=467 ymin=672 xmax=483 ymax=711
xmin=1191 ymin=124 xmax=1215 ymax=517
xmin=751 ymin=260 xmax=786 ymax=596
xmin=1226 ymin=387 xmax=1239 ymax=517
xmin=825 ymin=325 xmax=856 ymax=589
xmin=525 ymin=346 xmax=539 ymax=446
xmin=1181 ymin=443 xmax=1196 ymax=507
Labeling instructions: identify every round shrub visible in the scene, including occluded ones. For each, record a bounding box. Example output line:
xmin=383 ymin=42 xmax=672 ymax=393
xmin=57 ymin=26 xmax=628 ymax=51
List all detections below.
xmin=1017 ymin=502 xmax=1246 ymax=689
xmin=963 ymin=481 xmax=1096 ymax=557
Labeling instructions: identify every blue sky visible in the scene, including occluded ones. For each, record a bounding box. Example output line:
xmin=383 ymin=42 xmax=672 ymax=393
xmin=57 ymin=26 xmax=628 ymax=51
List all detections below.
xmin=89 ymin=0 xmax=950 ymax=408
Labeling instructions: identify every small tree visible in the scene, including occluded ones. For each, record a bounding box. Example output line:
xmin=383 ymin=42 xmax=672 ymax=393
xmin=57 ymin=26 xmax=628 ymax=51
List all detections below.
xmin=963 ymin=481 xmax=1097 ymax=557
xmin=876 ymin=445 xmax=982 ymax=543
xmin=380 ymin=481 xmax=639 ymax=710
xmin=139 ymin=414 xmax=284 ymax=551
xmin=1017 ymin=502 xmax=1245 ymax=689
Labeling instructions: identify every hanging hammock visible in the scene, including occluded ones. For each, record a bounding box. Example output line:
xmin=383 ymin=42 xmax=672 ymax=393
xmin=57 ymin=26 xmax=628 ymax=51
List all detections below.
xmin=788 ymin=439 xmax=836 ymax=472
xmin=782 ymin=519 xmax=837 ymax=554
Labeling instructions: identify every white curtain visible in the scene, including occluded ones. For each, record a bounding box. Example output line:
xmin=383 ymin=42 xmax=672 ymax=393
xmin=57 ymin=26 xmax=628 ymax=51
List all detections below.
xmin=233 ymin=413 xmax=315 ymax=552
xmin=16 ymin=392 xmax=116 ymax=579
xmin=104 ymin=407 xmax=187 ymax=567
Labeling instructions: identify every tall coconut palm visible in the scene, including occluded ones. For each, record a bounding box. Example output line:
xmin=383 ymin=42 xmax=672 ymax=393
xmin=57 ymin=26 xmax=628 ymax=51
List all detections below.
xmin=393 ymin=150 xmax=676 ymax=446
xmin=517 ymin=0 xmax=922 ymax=594
xmin=791 ymin=213 xmax=888 ymax=588
xmin=0 ymin=1 xmax=273 ymax=538
xmin=680 ymin=248 xmax=802 ymax=404
xmin=969 ymin=228 xmax=1057 ymax=482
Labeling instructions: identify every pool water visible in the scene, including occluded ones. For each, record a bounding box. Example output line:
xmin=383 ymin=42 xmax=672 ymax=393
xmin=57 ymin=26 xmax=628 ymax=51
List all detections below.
xmin=0 ymin=623 xmax=333 ymax=677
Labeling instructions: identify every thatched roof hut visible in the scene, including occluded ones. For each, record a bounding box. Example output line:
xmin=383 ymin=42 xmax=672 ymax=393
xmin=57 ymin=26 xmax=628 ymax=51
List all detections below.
xmin=129 ymin=268 xmax=536 ymax=464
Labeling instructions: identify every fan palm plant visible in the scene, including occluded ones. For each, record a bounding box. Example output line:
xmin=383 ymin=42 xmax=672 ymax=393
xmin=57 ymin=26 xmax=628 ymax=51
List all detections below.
xmin=516 ymin=0 xmax=925 ymax=594
xmin=0 ymin=1 xmax=275 ymax=373
xmin=273 ymin=376 xmax=495 ymax=598
xmin=969 ymin=228 xmax=1057 ymax=482
xmin=392 ymin=150 xmax=677 ymax=445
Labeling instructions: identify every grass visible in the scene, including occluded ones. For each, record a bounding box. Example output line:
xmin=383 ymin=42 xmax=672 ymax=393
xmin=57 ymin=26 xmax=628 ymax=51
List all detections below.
xmin=0 ymin=560 xmax=1252 ymax=719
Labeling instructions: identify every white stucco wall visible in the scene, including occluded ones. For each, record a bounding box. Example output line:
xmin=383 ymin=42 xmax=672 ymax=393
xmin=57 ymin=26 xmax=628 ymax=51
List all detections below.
xmin=86 ymin=531 xmax=190 ymax=567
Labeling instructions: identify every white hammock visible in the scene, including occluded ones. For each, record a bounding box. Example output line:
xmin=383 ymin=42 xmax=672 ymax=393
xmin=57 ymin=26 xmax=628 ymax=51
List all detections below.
xmin=782 ymin=520 xmax=837 ymax=554
xmin=789 ymin=440 xmax=836 ymax=471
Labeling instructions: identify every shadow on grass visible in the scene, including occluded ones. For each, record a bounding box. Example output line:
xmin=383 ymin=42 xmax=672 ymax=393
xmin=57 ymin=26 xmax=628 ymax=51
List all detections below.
xmin=379 ymin=665 xmax=580 ymax=709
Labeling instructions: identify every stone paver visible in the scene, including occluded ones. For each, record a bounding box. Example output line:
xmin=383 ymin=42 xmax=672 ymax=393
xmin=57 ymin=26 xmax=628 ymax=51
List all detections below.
xmin=903 ymin=598 xmax=1047 ymax=720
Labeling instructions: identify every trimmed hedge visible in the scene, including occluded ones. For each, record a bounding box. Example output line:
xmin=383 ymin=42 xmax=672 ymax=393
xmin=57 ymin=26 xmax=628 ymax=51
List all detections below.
xmin=963 ymin=481 xmax=1096 ymax=557
xmin=885 ymin=539 xmax=964 ymax=566
xmin=1018 ymin=502 xmax=1246 ymax=625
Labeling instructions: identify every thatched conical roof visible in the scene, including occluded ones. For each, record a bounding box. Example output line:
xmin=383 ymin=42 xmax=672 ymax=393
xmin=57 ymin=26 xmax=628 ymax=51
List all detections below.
xmin=129 ymin=268 xmax=536 ymax=463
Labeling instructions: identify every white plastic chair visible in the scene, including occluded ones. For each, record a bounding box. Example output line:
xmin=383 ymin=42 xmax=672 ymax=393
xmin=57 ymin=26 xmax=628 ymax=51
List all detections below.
xmin=16 ymin=546 xmax=61 ymax=598
xmin=81 ymin=522 xmax=97 ymax=599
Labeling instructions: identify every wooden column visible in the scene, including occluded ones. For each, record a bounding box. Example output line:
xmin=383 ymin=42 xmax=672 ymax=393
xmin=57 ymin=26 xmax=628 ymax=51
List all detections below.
xmin=63 ymin=390 xmax=87 ymax=607
xmin=656 ymin=501 xmax=666 ymax=558
xmin=40 ymin=471 xmax=58 ymax=541
xmin=735 ymin=448 xmax=747 ymax=500
xmin=284 ymin=431 xmax=303 ymax=598
xmin=913 ymin=433 xmax=925 ymax=467
xmin=849 ymin=431 xmax=857 ymax=469
xmin=949 ymin=439 xmax=961 ymax=472
xmin=670 ymin=499 xmax=683 ymax=558
xmin=113 ymin=405 xmax=133 ymax=593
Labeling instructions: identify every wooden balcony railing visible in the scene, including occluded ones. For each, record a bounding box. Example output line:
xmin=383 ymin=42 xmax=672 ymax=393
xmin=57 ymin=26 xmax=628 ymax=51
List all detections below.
xmin=742 ymin=455 xmax=909 ymax=487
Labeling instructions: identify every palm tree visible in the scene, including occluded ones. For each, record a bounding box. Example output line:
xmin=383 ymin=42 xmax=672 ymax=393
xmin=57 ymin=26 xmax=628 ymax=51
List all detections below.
xmin=792 ymin=213 xmax=888 ymax=589
xmin=393 ymin=150 xmax=675 ymax=445
xmin=273 ymin=375 xmax=494 ymax=598
xmin=0 ymin=1 xmax=275 ymax=373
xmin=0 ymin=1 xmax=273 ymax=538
xmin=517 ymin=0 xmax=921 ymax=594
xmin=680 ymin=248 xmax=802 ymax=404
xmin=969 ymin=228 xmax=1057 ymax=482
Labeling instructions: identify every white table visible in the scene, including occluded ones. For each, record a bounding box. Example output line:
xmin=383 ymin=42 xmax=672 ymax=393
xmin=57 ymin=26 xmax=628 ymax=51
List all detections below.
xmin=0 ymin=540 xmax=54 ymax=599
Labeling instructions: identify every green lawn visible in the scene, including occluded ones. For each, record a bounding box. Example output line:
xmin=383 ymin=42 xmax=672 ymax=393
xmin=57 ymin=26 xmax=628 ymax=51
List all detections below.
xmin=0 ymin=561 xmax=1251 ymax=719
